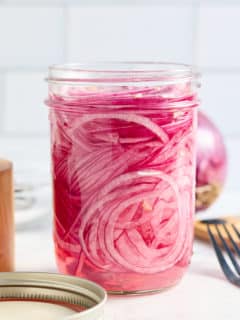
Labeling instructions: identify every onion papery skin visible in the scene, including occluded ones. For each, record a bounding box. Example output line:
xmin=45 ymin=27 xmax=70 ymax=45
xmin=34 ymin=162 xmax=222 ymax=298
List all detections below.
xmin=48 ymin=81 xmax=199 ymax=293
xmin=196 ymin=111 xmax=227 ymax=211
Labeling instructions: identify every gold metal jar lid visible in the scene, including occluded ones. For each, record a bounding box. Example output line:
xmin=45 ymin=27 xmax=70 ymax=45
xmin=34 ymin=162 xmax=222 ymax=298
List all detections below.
xmin=0 ymin=272 xmax=107 ymax=320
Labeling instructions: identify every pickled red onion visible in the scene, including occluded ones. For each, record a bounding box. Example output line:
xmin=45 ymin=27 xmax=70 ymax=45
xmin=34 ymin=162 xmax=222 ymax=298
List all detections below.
xmin=48 ymin=83 xmax=197 ymax=291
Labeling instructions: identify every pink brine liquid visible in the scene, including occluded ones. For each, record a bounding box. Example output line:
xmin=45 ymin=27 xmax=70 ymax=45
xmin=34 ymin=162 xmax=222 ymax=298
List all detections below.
xmin=47 ymin=71 xmax=198 ymax=293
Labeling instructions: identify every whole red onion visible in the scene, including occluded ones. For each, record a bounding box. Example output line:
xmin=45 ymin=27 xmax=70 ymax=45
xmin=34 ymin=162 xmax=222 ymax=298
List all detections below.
xmin=196 ymin=111 xmax=227 ymax=211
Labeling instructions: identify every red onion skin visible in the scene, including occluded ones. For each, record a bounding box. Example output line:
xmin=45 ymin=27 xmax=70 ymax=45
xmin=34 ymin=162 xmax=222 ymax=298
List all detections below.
xmin=196 ymin=111 xmax=227 ymax=211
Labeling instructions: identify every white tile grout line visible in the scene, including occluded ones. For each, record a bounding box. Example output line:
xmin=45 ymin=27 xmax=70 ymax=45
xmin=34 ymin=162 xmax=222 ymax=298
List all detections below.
xmin=2 ymin=66 xmax=240 ymax=75
xmin=59 ymin=0 xmax=199 ymax=6
xmin=3 ymin=0 xmax=240 ymax=6
xmin=0 ymin=132 xmax=49 ymax=139
xmin=192 ymin=1 xmax=200 ymax=67
xmin=62 ymin=3 xmax=69 ymax=63
xmin=0 ymin=1 xmax=65 ymax=8
xmin=1 ymin=0 xmax=240 ymax=7
xmin=0 ymin=1 xmax=199 ymax=7
xmin=199 ymin=67 xmax=240 ymax=74
xmin=0 ymin=67 xmax=48 ymax=73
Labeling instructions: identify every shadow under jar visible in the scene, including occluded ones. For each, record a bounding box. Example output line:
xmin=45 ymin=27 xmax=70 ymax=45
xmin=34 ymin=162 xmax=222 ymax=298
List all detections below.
xmin=46 ymin=62 xmax=200 ymax=294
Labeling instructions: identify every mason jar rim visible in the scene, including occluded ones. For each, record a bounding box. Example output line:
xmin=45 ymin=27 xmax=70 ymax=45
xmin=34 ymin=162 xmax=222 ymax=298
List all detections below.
xmin=0 ymin=272 xmax=107 ymax=320
xmin=47 ymin=61 xmax=199 ymax=85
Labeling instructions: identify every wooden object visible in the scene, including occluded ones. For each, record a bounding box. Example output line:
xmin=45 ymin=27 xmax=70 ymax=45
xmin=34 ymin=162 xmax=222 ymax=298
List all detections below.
xmin=0 ymin=159 xmax=14 ymax=271
xmin=195 ymin=216 xmax=240 ymax=250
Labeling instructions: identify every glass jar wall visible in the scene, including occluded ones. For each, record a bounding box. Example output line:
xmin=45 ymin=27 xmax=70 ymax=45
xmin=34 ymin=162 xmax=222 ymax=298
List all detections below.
xmin=46 ymin=62 xmax=199 ymax=294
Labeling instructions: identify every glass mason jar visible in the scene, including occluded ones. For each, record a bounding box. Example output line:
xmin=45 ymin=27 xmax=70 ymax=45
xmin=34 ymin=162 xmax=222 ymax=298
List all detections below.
xmin=46 ymin=62 xmax=200 ymax=294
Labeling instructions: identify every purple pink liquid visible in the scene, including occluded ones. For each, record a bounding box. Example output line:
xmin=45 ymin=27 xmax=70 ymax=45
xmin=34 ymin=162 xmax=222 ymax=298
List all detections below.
xmin=48 ymin=83 xmax=198 ymax=292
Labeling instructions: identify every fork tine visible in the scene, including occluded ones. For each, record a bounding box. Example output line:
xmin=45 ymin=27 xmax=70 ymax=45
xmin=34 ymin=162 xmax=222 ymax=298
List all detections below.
xmin=207 ymin=224 xmax=239 ymax=284
xmin=232 ymin=224 xmax=240 ymax=240
xmin=222 ymin=224 xmax=240 ymax=258
xmin=215 ymin=224 xmax=240 ymax=276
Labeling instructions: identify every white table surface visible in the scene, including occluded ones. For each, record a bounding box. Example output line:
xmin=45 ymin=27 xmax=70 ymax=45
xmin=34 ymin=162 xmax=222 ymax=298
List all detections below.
xmin=15 ymin=191 xmax=240 ymax=320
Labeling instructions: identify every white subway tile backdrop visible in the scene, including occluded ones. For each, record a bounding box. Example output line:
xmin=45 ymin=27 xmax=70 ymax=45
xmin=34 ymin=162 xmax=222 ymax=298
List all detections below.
xmin=68 ymin=6 xmax=194 ymax=62
xmin=4 ymin=72 xmax=49 ymax=134
xmin=200 ymin=72 xmax=240 ymax=137
xmin=197 ymin=5 xmax=240 ymax=69
xmin=0 ymin=1 xmax=239 ymax=190
xmin=0 ymin=73 xmax=4 ymax=130
xmin=0 ymin=7 xmax=65 ymax=68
